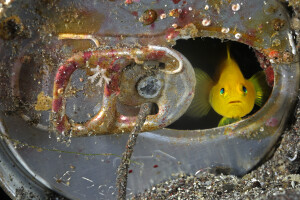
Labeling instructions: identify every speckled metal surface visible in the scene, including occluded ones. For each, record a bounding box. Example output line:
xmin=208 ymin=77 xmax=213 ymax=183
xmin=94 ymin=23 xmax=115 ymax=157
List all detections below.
xmin=0 ymin=0 xmax=299 ymax=199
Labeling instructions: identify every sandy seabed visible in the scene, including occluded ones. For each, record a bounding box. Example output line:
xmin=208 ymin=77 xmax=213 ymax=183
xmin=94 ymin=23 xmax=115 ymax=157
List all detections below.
xmin=133 ymin=96 xmax=300 ymax=200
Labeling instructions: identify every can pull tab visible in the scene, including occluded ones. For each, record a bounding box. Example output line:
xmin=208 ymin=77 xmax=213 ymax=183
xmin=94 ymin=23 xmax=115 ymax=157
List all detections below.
xmin=52 ymin=45 xmax=196 ymax=136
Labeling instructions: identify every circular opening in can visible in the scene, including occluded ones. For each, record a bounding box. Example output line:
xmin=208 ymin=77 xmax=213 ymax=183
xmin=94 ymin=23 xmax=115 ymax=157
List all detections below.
xmin=168 ymin=37 xmax=273 ymax=130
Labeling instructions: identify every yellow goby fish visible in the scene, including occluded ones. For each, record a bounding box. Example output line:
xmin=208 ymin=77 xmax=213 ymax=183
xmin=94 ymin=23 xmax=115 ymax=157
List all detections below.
xmin=187 ymin=44 xmax=271 ymax=127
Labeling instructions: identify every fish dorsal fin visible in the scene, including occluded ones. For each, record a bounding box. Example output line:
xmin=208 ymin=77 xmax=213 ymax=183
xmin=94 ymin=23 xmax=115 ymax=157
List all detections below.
xmin=186 ymin=68 xmax=213 ymax=118
xmin=249 ymin=70 xmax=271 ymax=107
xmin=215 ymin=43 xmax=243 ymax=82
xmin=226 ymin=43 xmax=231 ymax=60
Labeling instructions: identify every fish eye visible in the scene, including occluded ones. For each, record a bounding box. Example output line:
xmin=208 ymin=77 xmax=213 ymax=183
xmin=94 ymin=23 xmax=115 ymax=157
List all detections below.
xmin=242 ymin=86 xmax=247 ymax=94
xmin=220 ymin=88 xmax=225 ymax=95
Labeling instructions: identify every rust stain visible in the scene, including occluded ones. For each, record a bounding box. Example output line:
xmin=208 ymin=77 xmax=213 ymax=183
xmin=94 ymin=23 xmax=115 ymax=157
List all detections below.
xmin=172 ymin=0 xmax=181 ymax=4
xmin=169 ymin=9 xmax=181 ymax=18
xmin=49 ymin=8 xmax=105 ymax=34
xmin=35 ymin=91 xmax=53 ymax=111
xmin=272 ymin=18 xmax=285 ymax=31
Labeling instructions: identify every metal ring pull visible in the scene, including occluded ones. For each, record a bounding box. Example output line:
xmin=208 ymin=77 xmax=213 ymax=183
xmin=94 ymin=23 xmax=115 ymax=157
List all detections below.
xmin=52 ymin=46 xmax=195 ymax=136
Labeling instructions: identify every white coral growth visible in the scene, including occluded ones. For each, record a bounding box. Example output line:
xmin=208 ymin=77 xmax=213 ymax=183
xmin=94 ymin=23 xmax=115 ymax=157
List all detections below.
xmin=88 ymin=65 xmax=111 ymax=87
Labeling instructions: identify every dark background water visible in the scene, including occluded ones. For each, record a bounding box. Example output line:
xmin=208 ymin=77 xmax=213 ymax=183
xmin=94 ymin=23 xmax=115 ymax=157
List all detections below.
xmin=0 ymin=188 xmax=10 ymax=200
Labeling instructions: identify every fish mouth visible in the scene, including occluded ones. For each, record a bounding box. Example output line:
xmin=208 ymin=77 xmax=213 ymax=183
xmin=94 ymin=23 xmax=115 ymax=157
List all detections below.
xmin=229 ymin=100 xmax=242 ymax=104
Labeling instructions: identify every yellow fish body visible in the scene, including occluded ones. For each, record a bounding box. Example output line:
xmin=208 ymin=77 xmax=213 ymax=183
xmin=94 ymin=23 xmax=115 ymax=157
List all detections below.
xmin=187 ymin=44 xmax=271 ymax=127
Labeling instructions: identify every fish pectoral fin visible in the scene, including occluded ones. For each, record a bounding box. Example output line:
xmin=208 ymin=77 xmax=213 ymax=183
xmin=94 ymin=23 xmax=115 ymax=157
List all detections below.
xmin=185 ymin=68 xmax=213 ymax=118
xmin=218 ymin=117 xmax=241 ymax=127
xmin=249 ymin=71 xmax=272 ymax=107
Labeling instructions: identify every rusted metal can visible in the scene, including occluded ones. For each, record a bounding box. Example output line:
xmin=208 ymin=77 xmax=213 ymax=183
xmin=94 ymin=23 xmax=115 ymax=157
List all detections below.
xmin=0 ymin=0 xmax=299 ymax=199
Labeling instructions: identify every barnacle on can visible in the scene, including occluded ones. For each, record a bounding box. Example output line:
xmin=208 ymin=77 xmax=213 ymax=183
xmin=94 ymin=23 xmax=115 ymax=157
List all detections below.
xmin=139 ymin=9 xmax=157 ymax=25
xmin=0 ymin=15 xmax=24 ymax=40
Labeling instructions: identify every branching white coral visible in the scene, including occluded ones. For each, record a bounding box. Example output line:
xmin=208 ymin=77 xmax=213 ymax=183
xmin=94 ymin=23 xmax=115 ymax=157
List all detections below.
xmin=88 ymin=65 xmax=111 ymax=87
